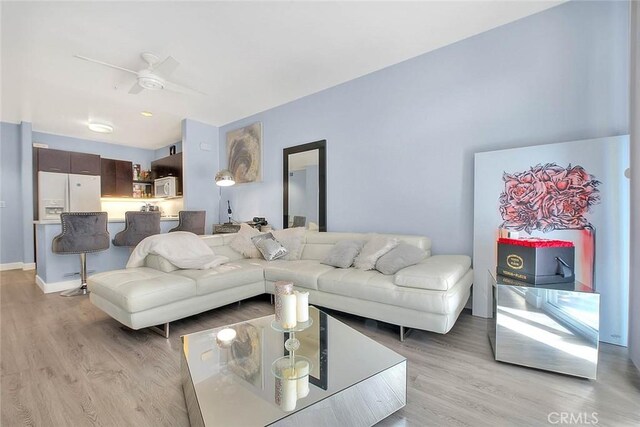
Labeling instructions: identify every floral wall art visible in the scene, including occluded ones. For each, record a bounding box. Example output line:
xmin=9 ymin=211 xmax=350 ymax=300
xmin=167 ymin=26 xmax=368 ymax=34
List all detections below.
xmin=499 ymin=163 xmax=601 ymax=233
xmin=473 ymin=136 xmax=629 ymax=346
xmin=499 ymin=163 xmax=600 ymax=288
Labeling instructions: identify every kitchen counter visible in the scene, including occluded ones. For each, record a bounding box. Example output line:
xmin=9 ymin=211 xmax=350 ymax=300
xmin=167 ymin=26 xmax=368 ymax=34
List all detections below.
xmin=34 ymin=219 xmax=178 ymax=293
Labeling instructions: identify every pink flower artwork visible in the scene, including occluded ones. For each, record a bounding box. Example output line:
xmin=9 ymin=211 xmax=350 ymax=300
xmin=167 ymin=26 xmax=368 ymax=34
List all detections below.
xmin=499 ymin=163 xmax=600 ymax=233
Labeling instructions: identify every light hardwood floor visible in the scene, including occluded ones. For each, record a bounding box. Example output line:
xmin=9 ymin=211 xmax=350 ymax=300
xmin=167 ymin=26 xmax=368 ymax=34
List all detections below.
xmin=1 ymin=269 xmax=639 ymax=426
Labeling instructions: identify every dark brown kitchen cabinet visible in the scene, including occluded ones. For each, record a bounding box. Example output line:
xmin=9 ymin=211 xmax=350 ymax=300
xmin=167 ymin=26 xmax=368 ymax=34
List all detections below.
xmin=70 ymin=152 xmax=101 ymax=175
xmin=151 ymin=152 xmax=183 ymax=195
xmin=101 ymin=158 xmax=133 ymax=197
xmin=37 ymin=148 xmax=70 ymax=173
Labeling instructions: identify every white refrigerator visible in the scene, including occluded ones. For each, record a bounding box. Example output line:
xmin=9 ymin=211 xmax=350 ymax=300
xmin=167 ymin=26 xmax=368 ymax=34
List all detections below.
xmin=38 ymin=172 xmax=102 ymax=220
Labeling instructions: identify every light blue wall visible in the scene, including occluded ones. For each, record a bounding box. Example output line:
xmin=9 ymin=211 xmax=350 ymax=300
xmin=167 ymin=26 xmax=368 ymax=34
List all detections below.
xmin=33 ymin=131 xmax=155 ymax=169
xmin=0 ymin=122 xmax=24 ymax=264
xmin=218 ymin=0 xmax=629 ymax=255
xmin=154 ymin=141 xmax=182 ymax=160
xmin=182 ymin=119 xmax=219 ymax=232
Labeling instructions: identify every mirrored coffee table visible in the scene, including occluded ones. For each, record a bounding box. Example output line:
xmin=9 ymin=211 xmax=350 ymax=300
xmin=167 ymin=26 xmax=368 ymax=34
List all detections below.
xmin=181 ymin=307 xmax=407 ymax=426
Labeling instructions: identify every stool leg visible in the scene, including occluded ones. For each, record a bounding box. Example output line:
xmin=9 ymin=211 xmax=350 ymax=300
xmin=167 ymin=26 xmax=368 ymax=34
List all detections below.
xmin=60 ymin=253 xmax=89 ymax=297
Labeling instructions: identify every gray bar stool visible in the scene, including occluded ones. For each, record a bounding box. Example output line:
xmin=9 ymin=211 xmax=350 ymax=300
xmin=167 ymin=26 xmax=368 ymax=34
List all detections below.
xmin=112 ymin=211 xmax=161 ymax=247
xmin=169 ymin=211 xmax=206 ymax=235
xmin=52 ymin=212 xmax=110 ymax=297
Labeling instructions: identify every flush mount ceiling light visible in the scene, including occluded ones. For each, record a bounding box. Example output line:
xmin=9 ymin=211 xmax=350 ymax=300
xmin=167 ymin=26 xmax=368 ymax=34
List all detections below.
xmin=141 ymin=111 xmax=153 ymax=117
xmin=87 ymin=122 xmax=113 ymax=133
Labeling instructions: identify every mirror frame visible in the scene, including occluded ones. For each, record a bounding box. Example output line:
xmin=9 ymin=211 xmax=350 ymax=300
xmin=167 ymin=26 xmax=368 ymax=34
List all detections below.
xmin=283 ymin=140 xmax=326 ymax=232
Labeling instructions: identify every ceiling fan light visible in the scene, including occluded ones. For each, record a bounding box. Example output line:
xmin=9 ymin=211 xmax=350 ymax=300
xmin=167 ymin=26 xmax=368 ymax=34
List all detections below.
xmin=88 ymin=122 xmax=113 ymax=133
xmin=138 ymin=75 xmax=165 ymax=90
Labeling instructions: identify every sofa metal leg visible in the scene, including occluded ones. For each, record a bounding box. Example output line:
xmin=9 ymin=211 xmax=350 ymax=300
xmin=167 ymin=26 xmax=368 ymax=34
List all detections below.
xmin=270 ymin=294 xmax=274 ymax=305
xmin=400 ymin=326 xmax=412 ymax=342
xmin=150 ymin=322 xmax=170 ymax=339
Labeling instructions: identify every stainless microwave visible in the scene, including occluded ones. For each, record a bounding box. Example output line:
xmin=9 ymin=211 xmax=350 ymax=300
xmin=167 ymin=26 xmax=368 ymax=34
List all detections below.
xmin=154 ymin=177 xmax=179 ymax=198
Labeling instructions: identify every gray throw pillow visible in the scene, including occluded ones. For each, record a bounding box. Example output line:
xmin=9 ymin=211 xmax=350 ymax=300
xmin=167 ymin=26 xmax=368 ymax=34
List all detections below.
xmin=375 ymin=242 xmax=427 ymax=275
xmin=321 ymin=240 xmax=365 ymax=268
xmin=251 ymin=232 xmax=288 ymax=261
xmin=354 ymin=235 xmax=399 ymax=270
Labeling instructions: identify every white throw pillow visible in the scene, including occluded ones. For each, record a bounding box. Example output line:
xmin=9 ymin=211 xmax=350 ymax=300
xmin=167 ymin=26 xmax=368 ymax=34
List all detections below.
xmin=272 ymin=227 xmax=305 ymax=260
xmin=353 ymin=235 xmax=399 ymax=270
xmin=144 ymin=254 xmax=179 ymax=273
xmin=229 ymin=223 xmax=263 ymax=258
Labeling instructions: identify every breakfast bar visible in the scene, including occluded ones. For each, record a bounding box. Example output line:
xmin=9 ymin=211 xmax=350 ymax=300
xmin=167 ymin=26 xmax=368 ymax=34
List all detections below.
xmin=34 ymin=217 xmax=178 ymax=293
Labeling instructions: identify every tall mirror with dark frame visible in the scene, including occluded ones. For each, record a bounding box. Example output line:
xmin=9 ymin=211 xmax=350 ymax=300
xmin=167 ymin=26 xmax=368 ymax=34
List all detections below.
xmin=283 ymin=140 xmax=326 ymax=232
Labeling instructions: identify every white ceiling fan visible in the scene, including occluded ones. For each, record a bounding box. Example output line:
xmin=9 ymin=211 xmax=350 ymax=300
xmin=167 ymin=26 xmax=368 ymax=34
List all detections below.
xmin=74 ymin=52 xmax=205 ymax=95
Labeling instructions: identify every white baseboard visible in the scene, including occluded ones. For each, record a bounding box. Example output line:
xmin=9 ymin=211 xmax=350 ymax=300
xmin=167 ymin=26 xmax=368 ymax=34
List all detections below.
xmin=1 ymin=262 xmax=37 ymax=271
xmin=35 ymin=275 xmax=80 ymax=294
xmin=1 ymin=262 xmax=25 ymax=271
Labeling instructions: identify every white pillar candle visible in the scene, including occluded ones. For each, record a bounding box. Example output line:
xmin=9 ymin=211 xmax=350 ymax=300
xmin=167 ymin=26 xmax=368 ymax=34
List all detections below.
xmin=216 ymin=328 xmax=237 ymax=348
xmin=295 ymin=360 xmax=310 ymax=398
xmin=280 ymin=368 xmax=298 ymax=412
xmin=281 ymin=293 xmax=297 ymax=329
xmin=295 ymin=290 xmax=309 ymax=323
xmin=275 ymin=281 xmax=294 ymax=322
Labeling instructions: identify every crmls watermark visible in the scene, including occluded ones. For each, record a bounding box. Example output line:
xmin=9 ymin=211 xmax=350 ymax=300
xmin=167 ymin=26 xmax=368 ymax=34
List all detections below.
xmin=547 ymin=412 xmax=599 ymax=425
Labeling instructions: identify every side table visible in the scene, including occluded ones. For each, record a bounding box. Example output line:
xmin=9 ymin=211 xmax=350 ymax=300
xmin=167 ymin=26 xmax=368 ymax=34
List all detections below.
xmin=212 ymin=223 xmax=241 ymax=234
xmin=488 ymin=271 xmax=600 ymax=379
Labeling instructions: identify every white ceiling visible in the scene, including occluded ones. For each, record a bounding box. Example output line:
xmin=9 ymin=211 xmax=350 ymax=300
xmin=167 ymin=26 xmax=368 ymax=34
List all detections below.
xmin=1 ymin=1 xmax=563 ymax=149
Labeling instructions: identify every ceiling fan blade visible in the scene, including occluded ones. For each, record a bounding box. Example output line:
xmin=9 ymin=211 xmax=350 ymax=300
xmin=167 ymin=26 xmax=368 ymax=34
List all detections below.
xmin=128 ymin=82 xmax=145 ymax=94
xmin=153 ymin=56 xmax=179 ymax=77
xmin=164 ymin=80 xmax=206 ymax=96
xmin=74 ymin=55 xmax=138 ymax=75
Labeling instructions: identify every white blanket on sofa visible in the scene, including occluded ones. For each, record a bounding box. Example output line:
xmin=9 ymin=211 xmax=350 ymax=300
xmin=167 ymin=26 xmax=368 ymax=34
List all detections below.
xmin=126 ymin=231 xmax=228 ymax=270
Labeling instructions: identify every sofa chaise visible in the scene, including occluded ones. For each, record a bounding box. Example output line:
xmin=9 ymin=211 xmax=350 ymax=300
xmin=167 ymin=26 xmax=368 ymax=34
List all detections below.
xmin=87 ymin=231 xmax=473 ymax=339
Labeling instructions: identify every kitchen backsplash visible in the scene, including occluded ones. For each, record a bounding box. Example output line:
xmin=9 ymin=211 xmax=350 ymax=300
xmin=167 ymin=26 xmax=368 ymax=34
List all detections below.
xmin=101 ymin=197 xmax=183 ymax=220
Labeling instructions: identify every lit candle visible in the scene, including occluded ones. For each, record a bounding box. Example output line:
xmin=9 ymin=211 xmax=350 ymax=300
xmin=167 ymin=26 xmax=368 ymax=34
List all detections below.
xmin=296 ymin=360 xmax=310 ymax=398
xmin=280 ymin=368 xmax=298 ymax=412
xmin=281 ymin=294 xmax=297 ymax=329
xmin=294 ymin=290 xmax=309 ymax=323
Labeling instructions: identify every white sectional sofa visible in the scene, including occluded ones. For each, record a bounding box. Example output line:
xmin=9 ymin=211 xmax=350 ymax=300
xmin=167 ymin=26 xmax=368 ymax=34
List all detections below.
xmin=88 ymin=231 xmax=473 ymax=338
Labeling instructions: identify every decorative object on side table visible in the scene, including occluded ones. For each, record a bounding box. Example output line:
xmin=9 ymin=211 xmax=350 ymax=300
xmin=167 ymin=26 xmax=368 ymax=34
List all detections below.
xmin=496 ymin=237 xmax=575 ymax=284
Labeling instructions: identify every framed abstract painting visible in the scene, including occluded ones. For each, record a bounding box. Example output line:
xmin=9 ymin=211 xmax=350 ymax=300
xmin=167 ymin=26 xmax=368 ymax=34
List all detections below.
xmin=226 ymin=122 xmax=262 ymax=184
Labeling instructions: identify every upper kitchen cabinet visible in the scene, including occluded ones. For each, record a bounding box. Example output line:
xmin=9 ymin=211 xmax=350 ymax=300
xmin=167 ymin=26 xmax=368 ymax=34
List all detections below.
xmin=152 ymin=152 xmax=183 ymax=195
xmin=70 ymin=152 xmax=101 ymax=175
xmin=101 ymin=158 xmax=133 ymax=197
xmin=37 ymin=148 xmax=70 ymax=173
